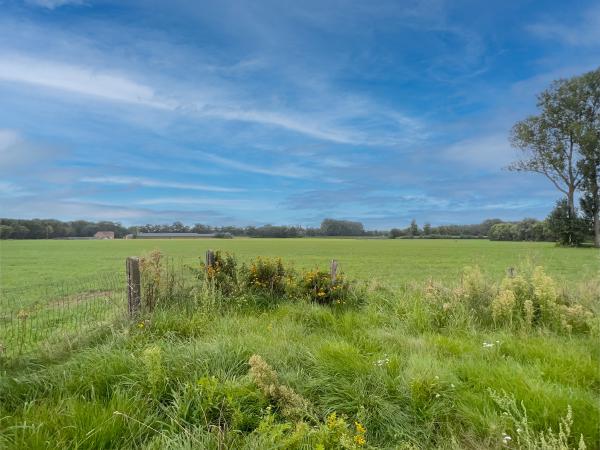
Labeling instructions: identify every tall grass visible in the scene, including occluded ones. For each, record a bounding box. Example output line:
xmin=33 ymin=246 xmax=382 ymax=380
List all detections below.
xmin=0 ymin=252 xmax=597 ymax=449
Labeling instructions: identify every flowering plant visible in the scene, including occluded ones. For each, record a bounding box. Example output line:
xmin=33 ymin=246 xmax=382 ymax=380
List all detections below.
xmin=299 ymin=269 xmax=350 ymax=305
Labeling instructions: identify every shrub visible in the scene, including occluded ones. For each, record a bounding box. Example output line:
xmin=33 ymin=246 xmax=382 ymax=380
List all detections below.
xmin=499 ymin=266 xmax=593 ymax=333
xmin=243 ymin=257 xmax=291 ymax=298
xmin=460 ymin=266 xmax=494 ymax=317
xmin=299 ymin=269 xmax=351 ymax=305
xmin=196 ymin=251 xmax=239 ymax=296
xmin=491 ymin=289 xmax=516 ymax=325
xmin=423 ymin=266 xmax=595 ymax=334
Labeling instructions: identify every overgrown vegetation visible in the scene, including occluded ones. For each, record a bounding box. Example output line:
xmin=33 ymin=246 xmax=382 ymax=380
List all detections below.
xmin=0 ymin=251 xmax=597 ymax=449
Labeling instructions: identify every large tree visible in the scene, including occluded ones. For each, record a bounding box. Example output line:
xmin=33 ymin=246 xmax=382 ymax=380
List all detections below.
xmin=575 ymin=68 xmax=600 ymax=247
xmin=510 ymin=68 xmax=600 ymax=246
xmin=509 ymin=78 xmax=586 ymax=219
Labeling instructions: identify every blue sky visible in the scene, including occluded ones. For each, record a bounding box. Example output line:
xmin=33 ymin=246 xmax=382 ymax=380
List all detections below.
xmin=0 ymin=0 xmax=599 ymax=228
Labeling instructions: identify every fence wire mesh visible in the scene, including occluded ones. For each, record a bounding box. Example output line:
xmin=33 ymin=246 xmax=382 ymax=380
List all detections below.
xmin=0 ymin=272 xmax=126 ymax=360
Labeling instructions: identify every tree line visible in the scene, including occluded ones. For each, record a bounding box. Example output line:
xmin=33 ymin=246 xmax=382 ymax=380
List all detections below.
xmin=0 ymin=218 xmax=371 ymax=239
xmin=1 ymin=215 xmax=587 ymax=243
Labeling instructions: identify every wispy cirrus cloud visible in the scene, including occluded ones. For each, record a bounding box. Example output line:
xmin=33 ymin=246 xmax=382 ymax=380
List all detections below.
xmin=0 ymin=52 xmax=422 ymax=146
xmin=442 ymin=134 xmax=517 ymax=169
xmin=25 ymin=0 xmax=85 ymax=9
xmin=136 ymin=197 xmax=275 ymax=210
xmin=0 ymin=55 xmax=171 ymax=109
xmin=0 ymin=0 xmax=594 ymax=227
xmin=527 ymin=5 xmax=600 ymax=47
xmin=79 ymin=176 xmax=245 ymax=193
xmin=195 ymin=152 xmax=316 ymax=179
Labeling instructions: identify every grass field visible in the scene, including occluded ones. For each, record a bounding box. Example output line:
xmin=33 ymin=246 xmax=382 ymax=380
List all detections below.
xmin=0 ymin=239 xmax=599 ymax=449
xmin=1 ymin=239 xmax=597 ymax=292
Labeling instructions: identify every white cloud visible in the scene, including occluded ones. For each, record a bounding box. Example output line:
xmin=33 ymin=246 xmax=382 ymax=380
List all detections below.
xmin=197 ymin=152 xmax=315 ymax=179
xmin=0 ymin=55 xmax=172 ymax=109
xmin=25 ymin=0 xmax=85 ymax=9
xmin=442 ymin=134 xmax=516 ymax=169
xmin=0 ymin=129 xmax=62 ymax=171
xmin=0 ymin=50 xmax=423 ymax=145
xmin=79 ymin=176 xmax=245 ymax=193
xmin=0 ymin=181 xmax=30 ymax=197
xmin=136 ymin=197 xmax=275 ymax=210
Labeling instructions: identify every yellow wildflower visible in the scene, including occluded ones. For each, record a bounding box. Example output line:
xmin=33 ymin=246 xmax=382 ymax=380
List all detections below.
xmin=354 ymin=434 xmax=366 ymax=446
xmin=355 ymin=421 xmax=366 ymax=434
xmin=326 ymin=412 xmax=337 ymax=430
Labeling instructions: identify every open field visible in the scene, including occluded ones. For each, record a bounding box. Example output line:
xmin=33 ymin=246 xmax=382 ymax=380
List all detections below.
xmin=0 ymin=240 xmax=599 ymax=449
xmin=1 ymin=239 xmax=597 ymax=292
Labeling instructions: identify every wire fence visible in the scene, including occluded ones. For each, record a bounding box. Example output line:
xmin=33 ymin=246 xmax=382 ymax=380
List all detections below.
xmin=0 ymin=272 xmax=127 ymax=361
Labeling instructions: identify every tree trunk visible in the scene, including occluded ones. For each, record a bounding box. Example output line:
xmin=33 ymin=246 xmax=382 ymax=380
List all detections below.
xmin=567 ymin=188 xmax=576 ymax=220
xmin=595 ymin=204 xmax=600 ymax=248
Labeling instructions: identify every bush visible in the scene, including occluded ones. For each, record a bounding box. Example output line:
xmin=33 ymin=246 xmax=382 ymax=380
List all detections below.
xmin=243 ymin=257 xmax=291 ymax=298
xmin=423 ymin=266 xmax=595 ymax=334
xmin=298 ymin=269 xmax=351 ymax=305
xmin=196 ymin=251 xmax=239 ymax=296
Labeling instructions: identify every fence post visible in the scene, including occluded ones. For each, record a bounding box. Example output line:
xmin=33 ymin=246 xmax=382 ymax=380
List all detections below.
xmin=126 ymin=257 xmax=141 ymax=316
xmin=205 ymin=249 xmax=215 ymax=270
xmin=330 ymin=259 xmax=338 ymax=283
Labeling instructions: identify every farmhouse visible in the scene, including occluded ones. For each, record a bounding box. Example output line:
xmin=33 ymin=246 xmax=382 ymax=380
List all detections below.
xmin=94 ymin=231 xmax=115 ymax=239
xmin=136 ymin=232 xmax=216 ymax=239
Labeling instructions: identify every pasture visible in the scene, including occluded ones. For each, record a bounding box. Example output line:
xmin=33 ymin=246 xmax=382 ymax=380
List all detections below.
xmin=1 ymin=238 xmax=596 ymax=291
xmin=0 ymin=239 xmax=599 ymax=449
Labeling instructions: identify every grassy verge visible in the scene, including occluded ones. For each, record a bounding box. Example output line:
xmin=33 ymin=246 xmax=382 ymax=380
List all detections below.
xmin=0 ymin=254 xmax=598 ymax=449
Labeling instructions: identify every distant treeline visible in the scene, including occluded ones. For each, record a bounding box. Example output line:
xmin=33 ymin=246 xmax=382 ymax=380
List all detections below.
xmin=0 ymin=216 xmax=568 ymax=242
xmin=390 ymin=218 xmax=556 ymax=241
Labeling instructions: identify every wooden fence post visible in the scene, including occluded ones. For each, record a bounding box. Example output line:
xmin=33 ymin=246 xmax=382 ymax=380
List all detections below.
xmin=205 ymin=249 xmax=215 ymax=270
xmin=126 ymin=257 xmax=141 ymax=316
xmin=330 ymin=259 xmax=338 ymax=283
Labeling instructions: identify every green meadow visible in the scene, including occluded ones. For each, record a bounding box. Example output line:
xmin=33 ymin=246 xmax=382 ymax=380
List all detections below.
xmin=0 ymin=239 xmax=599 ymax=449
xmin=1 ymin=238 xmax=597 ymax=291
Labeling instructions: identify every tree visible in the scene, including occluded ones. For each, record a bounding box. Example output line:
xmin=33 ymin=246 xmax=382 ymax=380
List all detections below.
xmin=389 ymin=228 xmax=403 ymax=239
xmin=546 ymin=199 xmax=586 ymax=246
xmin=0 ymin=225 xmax=13 ymax=239
xmin=409 ymin=219 xmax=419 ymax=237
xmin=423 ymin=223 xmax=432 ymax=235
xmin=320 ymin=219 xmax=364 ymax=236
xmin=574 ymin=68 xmax=600 ymax=247
xmin=510 ymin=78 xmax=586 ymax=220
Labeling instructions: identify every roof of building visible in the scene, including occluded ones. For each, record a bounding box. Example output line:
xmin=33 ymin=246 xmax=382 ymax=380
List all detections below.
xmin=94 ymin=231 xmax=115 ymax=237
